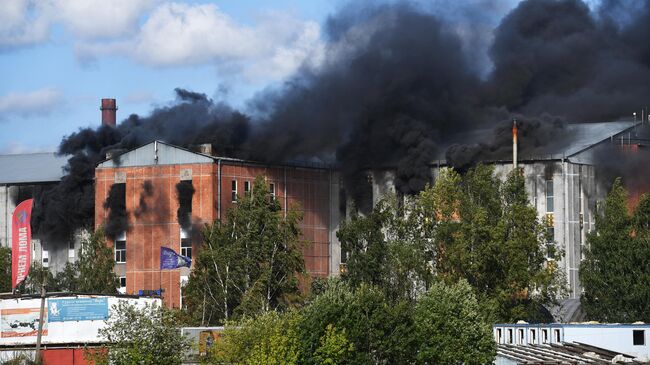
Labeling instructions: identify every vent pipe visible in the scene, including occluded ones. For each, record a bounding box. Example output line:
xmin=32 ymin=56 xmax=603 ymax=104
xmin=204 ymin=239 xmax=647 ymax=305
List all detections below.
xmin=101 ymin=98 xmax=117 ymax=127
xmin=512 ymin=119 xmax=518 ymax=169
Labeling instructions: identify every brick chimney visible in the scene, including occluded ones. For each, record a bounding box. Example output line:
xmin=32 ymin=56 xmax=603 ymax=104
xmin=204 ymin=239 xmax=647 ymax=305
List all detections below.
xmin=101 ymin=98 xmax=117 ymax=127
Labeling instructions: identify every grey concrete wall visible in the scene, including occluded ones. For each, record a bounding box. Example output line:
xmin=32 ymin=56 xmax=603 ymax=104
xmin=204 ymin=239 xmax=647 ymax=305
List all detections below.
xmin=362 ymin=161 xmax=603 ymax=300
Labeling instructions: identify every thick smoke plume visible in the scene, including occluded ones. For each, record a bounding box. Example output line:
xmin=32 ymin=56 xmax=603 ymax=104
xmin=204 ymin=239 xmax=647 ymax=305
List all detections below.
xmin=34 ymin=0 xmax=650 ymax=240
xmin=134 ymin=180 xmax=154 ymax=218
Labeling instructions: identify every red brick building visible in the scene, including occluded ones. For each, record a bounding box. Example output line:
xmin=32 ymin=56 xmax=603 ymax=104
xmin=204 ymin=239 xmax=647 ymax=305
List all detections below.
xmin=95 ymin=141 xmax=342 ymax=308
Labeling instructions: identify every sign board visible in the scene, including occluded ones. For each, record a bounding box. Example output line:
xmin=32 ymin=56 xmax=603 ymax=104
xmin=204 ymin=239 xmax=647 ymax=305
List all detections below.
xmin=48 ymin=298 xmax=109 ymax=322
xmin=0 ymin=307 xmax=47 ymax=338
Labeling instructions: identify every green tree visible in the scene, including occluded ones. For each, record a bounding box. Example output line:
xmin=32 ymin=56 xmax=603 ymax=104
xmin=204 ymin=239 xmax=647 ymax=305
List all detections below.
xmin=297 ymin=281 xmax=416 ymax=365
xmin=413 ymin=280 xmax=495 ymax=364
xmin=184 ymin=176 xmax=305 ymax=325
xmin=210 ymin=311 xmax=301 ymax=365
xmin=73 ymin=229 xmax=118 ymax=293
xmin=312 ymin=324 xmax=353 ymax=365
xmin=0 ymin=247 xmax=10 ymax=293
xmin=338 ymin=196 xmax=434 ymax=303
xmin=90 ymin=301 xmax=190 ymax=365
xmin=581 ymin=181 xmax=650 ymax=321
xmin=339 ymin=165 xmax=563 ymax=322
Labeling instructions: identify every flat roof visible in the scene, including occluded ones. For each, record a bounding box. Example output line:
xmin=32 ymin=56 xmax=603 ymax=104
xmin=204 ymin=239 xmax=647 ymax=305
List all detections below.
xmin=0 ymin=152 xmax=67 ymax=185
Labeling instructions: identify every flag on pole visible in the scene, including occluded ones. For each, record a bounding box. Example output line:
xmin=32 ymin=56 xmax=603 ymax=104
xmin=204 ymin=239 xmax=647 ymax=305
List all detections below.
xmin=12 ymin=199 xmax=33 ymax=289
xmin=160 ymin=247 xmax=191 ymax=269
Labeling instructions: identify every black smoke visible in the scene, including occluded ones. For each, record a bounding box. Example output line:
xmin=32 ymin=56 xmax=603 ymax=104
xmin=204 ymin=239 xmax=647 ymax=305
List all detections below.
xmin=134 ymin=180 xmax=154 ymax=218
xmin=33 ymin=0 xmax=650 ymax=241
xmin=103 ymin=183 xmax=127 ymax=239
xmin=176 ymin=181 xmax=195 ymax=230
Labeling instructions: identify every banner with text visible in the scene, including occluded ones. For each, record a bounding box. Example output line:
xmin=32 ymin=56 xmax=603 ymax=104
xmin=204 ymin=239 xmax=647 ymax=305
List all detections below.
xmin=48 ymin=298 xmax=109 ymax=322
xmin=12 ymin=199 xmax=33 ymax=289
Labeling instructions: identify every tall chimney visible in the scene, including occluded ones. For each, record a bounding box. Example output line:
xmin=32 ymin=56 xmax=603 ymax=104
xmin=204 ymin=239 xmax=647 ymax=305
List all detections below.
xmin=101 ymin=98 xmax=117 ymax=127
xmin=512 ymin=119 xmax=518 ymax=169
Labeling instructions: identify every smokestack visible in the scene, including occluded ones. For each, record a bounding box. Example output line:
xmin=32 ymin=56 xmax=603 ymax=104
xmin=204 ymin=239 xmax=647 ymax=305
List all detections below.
xmin=512 ymin=119 xmax=518 ymax=169
xmin=101 ymin=98 xmax=118 ymax=127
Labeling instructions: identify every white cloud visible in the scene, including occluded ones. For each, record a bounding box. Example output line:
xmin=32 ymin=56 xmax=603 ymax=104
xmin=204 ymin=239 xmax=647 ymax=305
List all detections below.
xmin=2 ymin=1 xmax=324 ymax=83
xmin=0 ymin=0 xmax=49 ymax=48
xmin=0 ymin=88 xmax=65 ymax=119
xmin=0 ymin=0 xmax=155 ymax=48
xmin=40 ymin=0 xmax=158 ymax=39
xmin=76 ymin=3 xmax=324 ymax=83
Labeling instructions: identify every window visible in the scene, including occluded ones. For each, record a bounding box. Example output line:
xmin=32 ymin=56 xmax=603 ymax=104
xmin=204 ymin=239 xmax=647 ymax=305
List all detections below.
xmin=118 ymin=277 xmax=126 ymax=294
xmin=542 ymin=329 xmax=549 ymax=344
xmin=634 ymin=330 xmax=645 ymax=346
xmin=269 ymin=183 xmax=275 ymax=199
xmin=231 ymin=180 xmax=237 ymax=202
xmin=530 ymin=329 xmax=537 ymax=344
xmin=546 ymin=180 xmax=554 ymax=212
xmin=244 ymin=181 xmax=251 ymax=196
xmin=115 ymin=231 xmax=126 ymax=263
xmin=496 ymin=328 xmax=502 ymax=343
xmin=518 ymin=329 xmax=524 ymax=344
xmin=508 ymin=329 xmax=513 ymax=344
xmin=554 ymin=329 xmax=561 ymax=343
xmin=68 ymin=240 xmax=75 ymax=259
xmin=181 ymin=228 xmax=192 ymax=259
xmin=42 ymin=250 xmax=49 ymax=268
xmin=546 ymin=227 xmax=555 ymax=259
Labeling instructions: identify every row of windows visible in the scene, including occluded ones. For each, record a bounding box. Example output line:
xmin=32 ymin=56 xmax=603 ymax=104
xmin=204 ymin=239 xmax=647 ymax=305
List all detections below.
xmin=496 ymin=328 xmax=646 ymax=346
xmin=114 ymin=229 xmax=192 ymax=264
xmin=231 ymin=179 xmax=275 ymax=202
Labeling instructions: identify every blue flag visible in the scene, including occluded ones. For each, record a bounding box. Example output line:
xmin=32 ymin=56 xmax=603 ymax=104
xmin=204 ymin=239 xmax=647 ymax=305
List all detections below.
xmin=160 ymin=247 xmax=191 ymax=269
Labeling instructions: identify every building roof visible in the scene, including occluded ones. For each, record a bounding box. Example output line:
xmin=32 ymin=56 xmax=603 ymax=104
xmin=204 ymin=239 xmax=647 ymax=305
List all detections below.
xmin=433 ymin=120 xmax=641 ymax=164
xmin=97 ymin=140 xmax=332 ymax=170
xmin=0 ymin=152 xmax=67 ymax=185
xmin=497 ymin=343 xmax=647 ymax=364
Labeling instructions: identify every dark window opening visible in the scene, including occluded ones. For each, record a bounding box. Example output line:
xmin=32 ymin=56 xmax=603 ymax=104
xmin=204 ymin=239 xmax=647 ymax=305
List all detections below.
xmin=508 ymin=329 xmax=513 ymax=344
xmin=269 ymin=183 xmax=275 ymax=200
xmin=496 ymin=328 xmax=502 ymax=343
xmin=530 ymin=329 xmax=536 ymax=344
xmin=231 ymin=180 xmax=237 ymax=202
xmin=177 ymin=180 xmax=194 ymax=229
xmin=634 ymin=330 xmax=645 ymax=346
xmin=244 ymin=181 xmax=251 ymax=196
xmin=119 ymin=277 xmax=126 ymax=287
xmin=554 ymin=329 xmax=561 ymax=342
xmin=542 ymin=329 xmax=549 ymax=343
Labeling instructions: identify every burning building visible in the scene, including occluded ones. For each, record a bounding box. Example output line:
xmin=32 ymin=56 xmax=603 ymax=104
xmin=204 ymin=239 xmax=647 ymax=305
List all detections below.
xmin=95 ymin=140 xmax=341 ymax=308
xmin=370 ymin=120 xmax=649 ymax=301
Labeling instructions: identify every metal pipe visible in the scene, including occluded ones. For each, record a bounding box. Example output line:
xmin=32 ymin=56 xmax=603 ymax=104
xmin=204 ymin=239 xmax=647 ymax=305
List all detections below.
xmin=512 ymin=119 xmax=518 ymax=169
xmin=217 ymin=159 xmax=221 ymax=221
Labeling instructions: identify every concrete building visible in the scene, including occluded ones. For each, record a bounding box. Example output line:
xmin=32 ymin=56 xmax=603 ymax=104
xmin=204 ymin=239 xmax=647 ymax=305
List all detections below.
xmin=0 ymin=152 xmax=70 ymax=275
xmin=369 ymin=121 xmax=647 ymax=300
xmin=95 ymin=140 xmax=341 ymax=308
xmin=494 ymin=322 xmax=650 ymax=360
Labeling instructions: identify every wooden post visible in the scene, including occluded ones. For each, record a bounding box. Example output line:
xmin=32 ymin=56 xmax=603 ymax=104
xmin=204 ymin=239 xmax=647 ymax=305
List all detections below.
xmin=34 ymin=281 xmax=46 ymax=363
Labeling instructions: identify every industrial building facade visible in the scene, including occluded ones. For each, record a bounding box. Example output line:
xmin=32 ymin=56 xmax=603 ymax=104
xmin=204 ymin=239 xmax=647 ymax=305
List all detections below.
xmin=371 ymin=121 xmax=645 ymax=300
xmin=95 ymin=141 xmax=341 ymax=307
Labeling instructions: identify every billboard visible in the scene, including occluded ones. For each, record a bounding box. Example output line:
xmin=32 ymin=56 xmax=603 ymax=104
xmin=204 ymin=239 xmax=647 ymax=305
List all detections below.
xmin=48 ymin=298 xmax=108 ymax=322
xmin=0 ymin=296 xmax=160 ymax=346
xmin=0 ymin=307 xmax=47 ymax=338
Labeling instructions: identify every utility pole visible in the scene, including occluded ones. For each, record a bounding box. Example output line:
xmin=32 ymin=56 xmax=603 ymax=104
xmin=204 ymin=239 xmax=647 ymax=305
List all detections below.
xmin=34 ymin=276 xmax=46 ymax=363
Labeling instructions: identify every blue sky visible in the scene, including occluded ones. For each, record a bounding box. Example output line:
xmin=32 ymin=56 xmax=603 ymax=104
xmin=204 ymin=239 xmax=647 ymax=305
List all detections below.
xmin=0 ymin=0 xmax=342 ymax=153
xmin=0 ymin=0 xmax=537 ymax=154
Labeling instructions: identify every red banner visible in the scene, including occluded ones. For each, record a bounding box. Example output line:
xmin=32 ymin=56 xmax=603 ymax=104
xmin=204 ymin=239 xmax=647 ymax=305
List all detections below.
xmin=12 ymin=199 xmax=33 ymax=289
